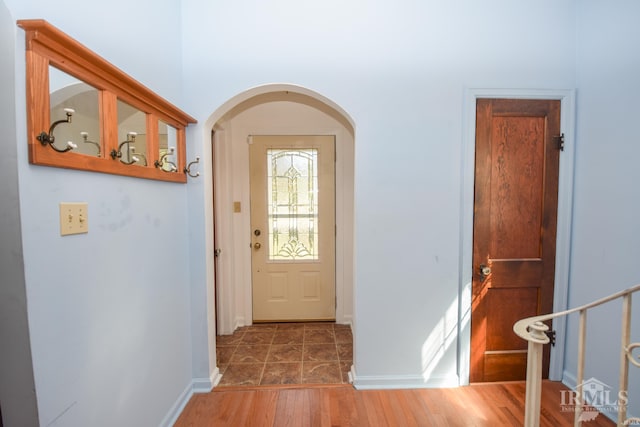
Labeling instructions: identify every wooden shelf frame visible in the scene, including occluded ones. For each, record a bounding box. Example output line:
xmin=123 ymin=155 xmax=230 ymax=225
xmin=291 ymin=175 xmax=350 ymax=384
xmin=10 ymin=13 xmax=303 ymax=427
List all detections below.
xmin=17 ymin=19 xmax=197 ymax=183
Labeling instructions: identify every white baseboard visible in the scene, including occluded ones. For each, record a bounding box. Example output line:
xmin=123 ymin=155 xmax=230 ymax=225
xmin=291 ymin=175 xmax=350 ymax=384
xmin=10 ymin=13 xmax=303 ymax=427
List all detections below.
xmin=351 ymin=369 xmax=459 ymax=390
xmin=159 ymin=382 xmax=193 ymax=427
xmin=561 ymin=370 xmax=577 ymax=390
xmin=193 ymin=367 xmax=221 ymax=393
xmin=338 ymin=314 xmax=353 ymax=326
xmin=234 ymin=316 xmax=246 ymax=331
xmin=210 ymin=368 xmax=223 ymax=389
xmin=161 ymin=369 xmax=222 ymax=427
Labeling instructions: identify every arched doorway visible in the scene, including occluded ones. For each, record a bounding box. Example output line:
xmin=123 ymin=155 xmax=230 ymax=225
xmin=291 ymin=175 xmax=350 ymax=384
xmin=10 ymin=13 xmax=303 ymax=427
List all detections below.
xmin=206 ymin=85 xmax=355 ymax=336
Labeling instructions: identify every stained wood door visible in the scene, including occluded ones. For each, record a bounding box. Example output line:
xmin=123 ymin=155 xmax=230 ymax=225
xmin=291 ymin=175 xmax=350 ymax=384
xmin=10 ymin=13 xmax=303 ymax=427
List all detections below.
xmin=470 ymin=98 xmax=561 ymax=382
xmin=249 ymin=135 xmax=336 ymax=322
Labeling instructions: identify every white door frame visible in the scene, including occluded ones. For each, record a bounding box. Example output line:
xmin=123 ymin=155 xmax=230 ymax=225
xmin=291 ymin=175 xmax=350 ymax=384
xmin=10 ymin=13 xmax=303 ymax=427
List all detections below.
xmin=458 ymin=88 xmax=576 ymax=384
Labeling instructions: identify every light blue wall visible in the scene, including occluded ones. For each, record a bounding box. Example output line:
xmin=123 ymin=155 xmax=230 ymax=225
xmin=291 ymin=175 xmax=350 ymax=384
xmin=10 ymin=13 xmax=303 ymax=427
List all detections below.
xmin=5 ymin=0 xmax=640 ymax=424
xmin=181 ymin=0 xmax=577 ymax=387
xmin=0 ymin=0 xmax=39 ymax=425
xmin=4 ymin=0 xmax=195 ymax=425
xmin=565 ymin=0 xmax=640 ymax=417
xmin=5 ymin=0 xmax=184 ymax=106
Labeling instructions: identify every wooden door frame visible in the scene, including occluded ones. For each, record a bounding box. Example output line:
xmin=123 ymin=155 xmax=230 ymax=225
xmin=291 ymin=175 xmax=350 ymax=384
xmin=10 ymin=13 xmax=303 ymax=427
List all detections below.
xmin=459 ymin=88 xmax=576 ymax=385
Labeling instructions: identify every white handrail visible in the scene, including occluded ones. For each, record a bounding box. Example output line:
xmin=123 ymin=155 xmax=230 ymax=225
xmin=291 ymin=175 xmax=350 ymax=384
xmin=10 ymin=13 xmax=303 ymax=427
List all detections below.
xmin=514 ymin=283 xmax=640 ymax=427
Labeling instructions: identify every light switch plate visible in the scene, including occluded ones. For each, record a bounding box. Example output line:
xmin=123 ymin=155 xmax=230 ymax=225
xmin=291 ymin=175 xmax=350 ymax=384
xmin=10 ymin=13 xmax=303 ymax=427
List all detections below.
xmin=59 ymin=202 xmax=88 ymax=236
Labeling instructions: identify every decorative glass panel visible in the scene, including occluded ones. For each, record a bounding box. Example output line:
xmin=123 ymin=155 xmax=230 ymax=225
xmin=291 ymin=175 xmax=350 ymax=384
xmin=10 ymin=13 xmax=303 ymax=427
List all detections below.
xmin=267 ymin=149 xmax=319 ymax=261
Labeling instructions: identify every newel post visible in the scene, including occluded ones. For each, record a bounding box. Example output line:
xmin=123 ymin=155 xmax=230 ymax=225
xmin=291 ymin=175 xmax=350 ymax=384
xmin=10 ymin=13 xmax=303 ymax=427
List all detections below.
xmin=524 ymin=321 xmax=550 ymax=427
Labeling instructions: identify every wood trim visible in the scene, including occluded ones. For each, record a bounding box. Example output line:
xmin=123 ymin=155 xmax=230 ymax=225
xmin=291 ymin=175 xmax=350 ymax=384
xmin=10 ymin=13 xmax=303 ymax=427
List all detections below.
xmin=146 ymin=113 xmax=160 ymax=168
xmin=102 ymin=91 xmax=118 ymax=158
xmin=17 ymin=19 xmax=196 ymax=125
xmin=24 ymin=50 xmax=48 ymax=165
xmin=17 ymin=19 xmax=195 ymax=184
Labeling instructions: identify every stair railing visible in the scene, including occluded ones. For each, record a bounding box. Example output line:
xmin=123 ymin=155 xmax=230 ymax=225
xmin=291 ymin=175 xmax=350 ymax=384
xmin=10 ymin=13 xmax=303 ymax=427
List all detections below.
xmin=513 ymin=283 xmax=640 ymax=427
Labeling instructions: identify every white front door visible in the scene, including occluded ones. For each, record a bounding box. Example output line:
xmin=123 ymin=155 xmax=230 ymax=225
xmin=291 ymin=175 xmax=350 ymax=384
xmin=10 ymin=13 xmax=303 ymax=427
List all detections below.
xmin=249 ymin=135 xmax=336 ymax=322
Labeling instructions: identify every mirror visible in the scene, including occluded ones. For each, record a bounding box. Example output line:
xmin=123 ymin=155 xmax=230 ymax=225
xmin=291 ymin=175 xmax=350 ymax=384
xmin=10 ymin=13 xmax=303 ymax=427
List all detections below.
xmin=19 ymin=19 xmax=196 ymax=183
xmin=49 ymin=66 xmax=101 ymax=157
xmin=115 ymin=99 xmax=147 ymax=166
xmin=157 ymin=120 xmax=178 ymax=172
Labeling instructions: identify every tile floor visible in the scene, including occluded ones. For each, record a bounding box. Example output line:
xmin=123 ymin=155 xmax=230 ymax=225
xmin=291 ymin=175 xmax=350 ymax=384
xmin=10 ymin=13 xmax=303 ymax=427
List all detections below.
xmin=216 ymin=322 xmax=353 ymax=387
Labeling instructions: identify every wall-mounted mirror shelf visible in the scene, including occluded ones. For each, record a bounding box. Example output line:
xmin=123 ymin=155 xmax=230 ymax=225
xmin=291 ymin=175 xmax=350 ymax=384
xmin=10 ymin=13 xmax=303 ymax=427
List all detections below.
xmin=17 ymin=19 xmax=197 ymax=183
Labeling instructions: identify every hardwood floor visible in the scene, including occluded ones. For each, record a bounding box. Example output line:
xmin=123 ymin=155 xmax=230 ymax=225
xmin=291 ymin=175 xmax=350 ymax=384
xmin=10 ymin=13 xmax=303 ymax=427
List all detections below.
xmin=174 ymin=381 xmax=616 ymax=426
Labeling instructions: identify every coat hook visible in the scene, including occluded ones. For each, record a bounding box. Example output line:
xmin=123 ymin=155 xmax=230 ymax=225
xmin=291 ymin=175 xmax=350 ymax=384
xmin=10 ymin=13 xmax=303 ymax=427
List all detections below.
xmin=184 ymin=157 xmax=200 ymax=178
xmin=36 ymin=108 xmax=76 ymax=152
xmin=80 ymin=132 xmax=101 ymax=157
xmin=110 ymin=132 xmax=146 ymax=165
xmin=154 ymin=147 xmax=178 ymax=172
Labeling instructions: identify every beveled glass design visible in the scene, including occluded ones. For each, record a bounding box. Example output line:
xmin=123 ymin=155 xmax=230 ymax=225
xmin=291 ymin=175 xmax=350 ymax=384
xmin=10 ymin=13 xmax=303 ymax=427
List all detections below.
xmin=267 ymin=149 xmax=319 ymax=261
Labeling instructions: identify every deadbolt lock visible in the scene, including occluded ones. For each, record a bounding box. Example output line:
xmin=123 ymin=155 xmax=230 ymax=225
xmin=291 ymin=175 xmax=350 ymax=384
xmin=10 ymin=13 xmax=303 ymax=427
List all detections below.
xmin=254 ymin=229 xmax=261 ymax=236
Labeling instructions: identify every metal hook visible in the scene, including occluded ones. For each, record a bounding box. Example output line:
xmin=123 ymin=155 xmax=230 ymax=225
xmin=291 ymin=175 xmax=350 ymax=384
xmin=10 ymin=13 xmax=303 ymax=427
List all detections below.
xmin=184 ymin=156 xmax=200 ymax=178
xmin=110 ymin=132 xmax=146 ymax=165
xmin=80 ymin=132 xmax=101 ymax=157
xmin=154 ymin=147 xmax=178 ymax=172
xmin=36 ymin=108 xmax=76 ymax=153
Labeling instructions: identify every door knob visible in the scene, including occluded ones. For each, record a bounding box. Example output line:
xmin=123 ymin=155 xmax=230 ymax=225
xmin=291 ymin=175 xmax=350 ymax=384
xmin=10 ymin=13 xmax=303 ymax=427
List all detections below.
xmin=479 ymin=264 xmax=491 ymax=277
xmin=254 ymin=242 xmax=261 ymax=250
